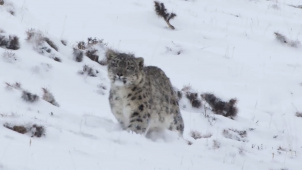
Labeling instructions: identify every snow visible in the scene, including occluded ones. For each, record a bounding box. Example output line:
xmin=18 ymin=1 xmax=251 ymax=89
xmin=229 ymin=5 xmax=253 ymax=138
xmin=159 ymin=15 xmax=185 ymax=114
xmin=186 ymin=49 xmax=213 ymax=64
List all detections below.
xmin=1 ymin=0 xmax=302 ymax=169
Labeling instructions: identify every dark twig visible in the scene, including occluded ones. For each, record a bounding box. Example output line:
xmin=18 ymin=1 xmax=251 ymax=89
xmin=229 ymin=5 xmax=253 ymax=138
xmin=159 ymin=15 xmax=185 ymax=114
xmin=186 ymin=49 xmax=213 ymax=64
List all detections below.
xmin=154 ymin=1 xmax=176 ymax=30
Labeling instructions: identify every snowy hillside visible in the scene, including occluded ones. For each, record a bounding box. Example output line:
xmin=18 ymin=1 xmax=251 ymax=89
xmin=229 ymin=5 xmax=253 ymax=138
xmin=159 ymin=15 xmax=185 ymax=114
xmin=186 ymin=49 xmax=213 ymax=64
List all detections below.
xmin=1 ymin=0 xmax=302 ymax=169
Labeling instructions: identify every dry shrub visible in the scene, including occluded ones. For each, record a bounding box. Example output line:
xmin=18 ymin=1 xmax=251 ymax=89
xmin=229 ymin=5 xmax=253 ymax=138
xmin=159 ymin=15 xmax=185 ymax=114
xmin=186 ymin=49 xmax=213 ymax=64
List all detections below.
xmin=0 ymin=34 xmax=20 ymax=50
xmin=202 ymin=93 xmax=238 ymax=118
xmin=73 ymin=48 xmax=83 ymax=62
xmin=2 ymin=51 xmax=17 ymax=63
xmin=212 ymin=140 xmax=220 ymax=149
xmin=79 ymin=65 xmax=98 ymax=77
xmin=186 ymin=92 xmax=201 ymax=108
xmin=53 ymin=55 xmax=62 ymax=62
xmin=4 ymin=124 xmax=27 ymax=134
xmin=179 ymin=86 xmax=202 ymax=108
xmin=289 ymin=4 xmax=302 ymax=9
xmin=154 ymin=1 xmax=177 ymax=30
xmin=274 ymin=32 xmax=300 ymax=48
xmin=74 ymin=37 xmax=107 ymax=64
xmin=222 ymin=129 xmax=247 ymax=142
xmin=42 ymin=88 xmax=59 ymax=107
xmin=7 ymin=35 xmax=20 ymax=50
xmin=30 ymin=124 xmax=45 ymax=137
xmin=61 ymin=40 xmax=67 ymax=46
xmin=26 ymin=29 xmax=59 ymax=55
xmin=5 ymin=82 xmax=21 ymax=90
xmin=190 ymin=131 xmax=212 ymax=140
xmin=26 ymin=29 xmax=62 ymax=62
xmin=22 ymin=91 xmax=39 ymax=103
xmin=4 ymin=123 xmax=45 ymax=137
xmin=44 ymin=37 xmax=58 ymax=51
xmin=296 ymin=112 xmax=302 ymax=117
xmin=85 ymin=49 xmax=99 ymax=62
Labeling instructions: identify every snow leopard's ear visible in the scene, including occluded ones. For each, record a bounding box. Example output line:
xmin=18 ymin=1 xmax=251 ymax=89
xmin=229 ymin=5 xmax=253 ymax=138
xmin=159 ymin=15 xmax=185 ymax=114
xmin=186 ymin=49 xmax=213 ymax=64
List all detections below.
xmin=106 ymin=49 xmax=118 ymax=61
xmin=136 ymin=57 xmax=144 ymax=70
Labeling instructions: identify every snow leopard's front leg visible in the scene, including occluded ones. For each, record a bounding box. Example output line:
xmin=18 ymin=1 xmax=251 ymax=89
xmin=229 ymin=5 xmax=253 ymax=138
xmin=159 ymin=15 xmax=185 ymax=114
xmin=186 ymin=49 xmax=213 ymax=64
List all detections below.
xmin=127 ymin=103 xmax=150 ymax=134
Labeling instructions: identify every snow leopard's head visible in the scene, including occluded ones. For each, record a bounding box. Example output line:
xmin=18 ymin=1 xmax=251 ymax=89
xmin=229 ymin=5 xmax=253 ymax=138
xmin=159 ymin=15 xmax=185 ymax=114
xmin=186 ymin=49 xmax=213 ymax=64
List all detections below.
xmin=106 ymin=49 xmax=144 ymax=87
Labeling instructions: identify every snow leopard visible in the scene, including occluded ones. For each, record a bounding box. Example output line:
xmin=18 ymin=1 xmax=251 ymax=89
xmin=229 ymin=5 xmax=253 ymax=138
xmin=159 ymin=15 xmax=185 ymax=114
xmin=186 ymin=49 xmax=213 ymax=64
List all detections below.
xmin=106 ymin=49 xmax=184 ymax=136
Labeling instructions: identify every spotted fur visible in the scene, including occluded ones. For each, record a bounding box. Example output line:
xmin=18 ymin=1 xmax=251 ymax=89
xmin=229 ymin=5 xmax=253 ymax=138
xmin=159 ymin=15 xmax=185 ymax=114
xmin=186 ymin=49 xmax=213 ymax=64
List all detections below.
xmin=106 ymin=49 xmax=184 ymax=135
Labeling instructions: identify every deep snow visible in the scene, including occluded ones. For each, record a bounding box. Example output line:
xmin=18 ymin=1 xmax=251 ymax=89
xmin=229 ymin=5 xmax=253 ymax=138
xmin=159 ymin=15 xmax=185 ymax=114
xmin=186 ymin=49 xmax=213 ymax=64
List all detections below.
xmin=1 ymin=0 xmax=302 ymax=169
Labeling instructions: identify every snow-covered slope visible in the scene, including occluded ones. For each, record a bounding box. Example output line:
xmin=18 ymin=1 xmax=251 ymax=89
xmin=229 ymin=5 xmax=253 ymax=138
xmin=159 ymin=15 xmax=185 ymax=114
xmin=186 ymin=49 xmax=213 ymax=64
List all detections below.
xmin=1 ymin=0 xmax=302 ymax=169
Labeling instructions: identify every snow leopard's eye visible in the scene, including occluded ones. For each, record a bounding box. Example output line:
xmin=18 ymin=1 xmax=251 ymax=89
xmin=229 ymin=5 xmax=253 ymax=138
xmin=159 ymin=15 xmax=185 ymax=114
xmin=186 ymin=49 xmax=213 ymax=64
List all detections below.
xmin=126 ymin=61 xmax=135 ymax=70
xmin=111 ymin=60 xmax=118 ymax=67
xmin=127 ymin=65 xmax=135 ymax=70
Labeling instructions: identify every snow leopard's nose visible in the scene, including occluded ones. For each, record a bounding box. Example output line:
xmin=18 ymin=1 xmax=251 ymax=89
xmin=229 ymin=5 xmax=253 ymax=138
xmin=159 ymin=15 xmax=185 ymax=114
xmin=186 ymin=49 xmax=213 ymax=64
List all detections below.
xmin=116 ymin=72 xmax=123 ymax=78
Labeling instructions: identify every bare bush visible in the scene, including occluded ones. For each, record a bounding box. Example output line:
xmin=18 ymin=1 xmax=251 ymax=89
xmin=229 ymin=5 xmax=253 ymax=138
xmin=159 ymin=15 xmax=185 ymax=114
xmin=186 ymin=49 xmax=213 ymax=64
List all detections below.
xmin=0 ymin=34 xmax=7 ymax=46
xmin=202 ymin=93 xmax=238 ymax=118
xmin=52 ymin=55 xmax=62 ymax=62
xmin=289 ymin=4 xmax=302 ymax=9
xmin=26 ymin=29 xmax=58 ymax=51
xmin=1 ymin=1 xmax=15 ymax=15
xmin=4 ymin=124 xmax=27 ymax=134
xmin=76 ymin=37 xmax=107 ymax=50
xmin=44 ymin=37 xmax=58 ymax=51
xmin=73 ymin=37 xmax=107 ymax=65
xmin=26 ymin=29 xmax=51 ymax=54
xmin=4 ymin=123 xmax=45 ymax=137
xmin=87 ymin=37 xmax=101 ymax=46
xmin=154 ymin=1 xmax=177 ymax=30
xmin=8 ymin=9 xmax=14 ymax=15
xmin=2 ymin=51 xmax=17 ymax=63
xmin=79 ymin=65 xmax=98 ymax=77
xmin=77 ymin=41 xmax=85 ymax=50
xmin=42 ymin=88 xmax=59 ymax=107
xmin=5 ymin=82 xmax=21 ymax=90
xmin=30 ymin=124 xmax=45 ymax=137
xmin=296 ymin=112 xmax=302 ymax=117
xmin=22 ymin=91 xmax=39 ymax=103
xmin=274 ymin=32 xmax=300 ymax=48
xmin=212 ymin=140 xmax=220 ymax=149
xmin=7 ymin=35 xmax=19 ymax=50
xmin=178 ymin=86 xmax=202 ymax=108
xmin=73 ymin=48 xmax=83 ymax=62
xmin=26 ymin=29 xmax=44 ymax=43
xmin=222 ymin=129 xmax=247 ymax=142
xmin=97 ymin=83 xmax=107 ymax=95
xmin=26 ymin=29 xmax=61 ymax=62
xmin=86 ymin=48 xmax=99 ymax=62
xmin=190 ymin=131 xmax=202 ymax=140
xmin=0 ymin=34 xmax=20 ymax=50
xmin=186 ymin=92 xmax=202 ymax=108
xmin=61 ymin=40 xmax=67 ymax=46
xmin=190 ymin=131 xmax=212 ymax=140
